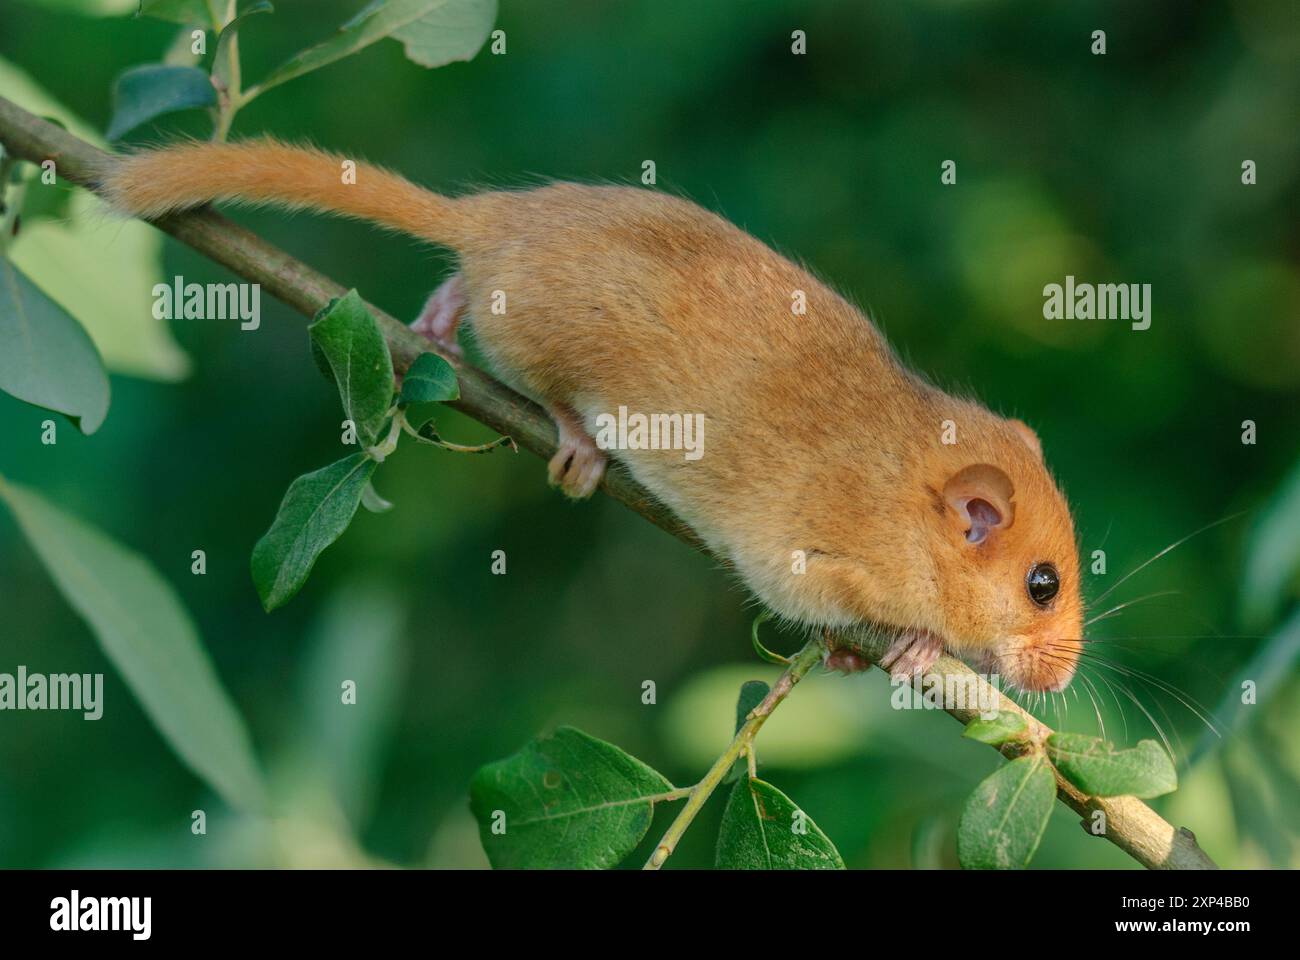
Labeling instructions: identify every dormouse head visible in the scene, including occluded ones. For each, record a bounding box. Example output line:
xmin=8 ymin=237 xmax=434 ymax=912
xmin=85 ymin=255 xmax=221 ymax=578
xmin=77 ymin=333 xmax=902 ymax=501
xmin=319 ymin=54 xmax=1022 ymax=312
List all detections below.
xmin=930 ymin=419 xmax=1083 ymax=692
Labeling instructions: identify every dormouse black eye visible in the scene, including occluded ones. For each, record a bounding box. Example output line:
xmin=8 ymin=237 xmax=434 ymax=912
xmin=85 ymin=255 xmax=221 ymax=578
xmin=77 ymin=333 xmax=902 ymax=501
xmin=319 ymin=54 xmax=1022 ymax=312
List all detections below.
xmin=1026 ymin=563 xmax=1059 ymax=607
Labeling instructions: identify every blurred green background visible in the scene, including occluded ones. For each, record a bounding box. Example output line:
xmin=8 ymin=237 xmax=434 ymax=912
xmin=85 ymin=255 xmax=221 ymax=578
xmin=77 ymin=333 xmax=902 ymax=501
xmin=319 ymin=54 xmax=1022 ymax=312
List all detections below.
xmin=1 ymin=0 xmax=1298 ymax=869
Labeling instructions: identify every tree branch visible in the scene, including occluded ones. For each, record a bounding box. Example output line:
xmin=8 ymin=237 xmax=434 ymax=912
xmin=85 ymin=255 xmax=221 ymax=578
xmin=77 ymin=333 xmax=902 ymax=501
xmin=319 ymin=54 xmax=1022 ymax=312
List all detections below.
xmin=0 ymin=96 xmax=702 ymax=550
xmin=900 ymin=650 xmax=1217 ymax=870
xmin=0 ymin=94 xmax=1215 ymax=870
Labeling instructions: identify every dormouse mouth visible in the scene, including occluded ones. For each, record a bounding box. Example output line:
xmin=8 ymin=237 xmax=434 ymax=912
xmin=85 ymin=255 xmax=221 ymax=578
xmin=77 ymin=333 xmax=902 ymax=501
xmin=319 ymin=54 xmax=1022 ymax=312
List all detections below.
xmin=989 ymin=635 xmax=1079 ymax=693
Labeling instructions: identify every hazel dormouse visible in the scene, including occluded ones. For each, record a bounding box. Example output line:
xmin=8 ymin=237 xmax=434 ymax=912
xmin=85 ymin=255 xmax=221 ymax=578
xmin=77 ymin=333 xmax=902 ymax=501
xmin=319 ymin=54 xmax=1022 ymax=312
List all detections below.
xmin=104 ymin=140 xmax=1084 ymax=692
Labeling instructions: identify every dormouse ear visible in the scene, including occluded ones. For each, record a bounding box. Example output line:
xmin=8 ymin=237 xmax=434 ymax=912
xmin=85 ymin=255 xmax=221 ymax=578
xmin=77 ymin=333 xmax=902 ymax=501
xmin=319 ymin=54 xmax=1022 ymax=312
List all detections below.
xmin=943 ymin=463 xmax=1015 ymax=545
xmin=1009 ymin=419 xmax=1042 ymax=458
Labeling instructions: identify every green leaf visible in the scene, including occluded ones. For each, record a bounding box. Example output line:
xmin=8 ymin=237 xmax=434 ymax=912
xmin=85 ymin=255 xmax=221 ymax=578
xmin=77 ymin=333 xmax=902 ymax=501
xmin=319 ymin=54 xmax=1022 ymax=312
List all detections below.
xmin=136 ymin=0 xmax=219 ymax=26
xmin=0 ymin=477 xmax=267 ymax=814
xmin=1240 ymin=457 xmax=1300 ymax=629
xmin=308 ymin=290 xmax=395 ymax=447
xmin=963 ymin=711 xmax=1028 ymax=746
xmin=715 ymin=777 xmax=845 ymax=869
xmin=11 ymin=196 xmax=190 ymax=381
xmin=0 ymin=258 xmax=109 ymax=434
xmin=957 ymin=754 xmax=1056 ymax=869
xmin=723 ymin=680 xmax=770 ymax=784
xmin=1 ymin=55 xmax=191 ymax=381
xmin=1046 ymin=734 xmax=1178 ymax=799
xmin=1190 ymin=606 xmax=1300 ymax=766
xmin=20 ymin=0 xmax=136 ymax=15
xmin=251 ymin=0 xmax=497 ymax=97
xmin=107 ymin=64 xmax=217 ymax=141
xmin=13 ymin=172 xmax=74 ymax=223
xmin=213 ymin=2 xmax=274 ymax=89
xmin=360 ymin=481 xmax=393 ymax=513
xmin=399 ymin=350 xmax=459 ymax=429
xmin=734 ymin=680 xmax=769 ymax=734
xmin=386 ymin=0 xmax=498 ymax=68
xmin=290 ymin=579 xmax=405 ymax=827
xmin=251 ymin=454 xmax=378 ymax=611
xmin=399 ymin=351 xmax=459 ymax=404
xmin=469 ymin=726 xmax=674 ymax=869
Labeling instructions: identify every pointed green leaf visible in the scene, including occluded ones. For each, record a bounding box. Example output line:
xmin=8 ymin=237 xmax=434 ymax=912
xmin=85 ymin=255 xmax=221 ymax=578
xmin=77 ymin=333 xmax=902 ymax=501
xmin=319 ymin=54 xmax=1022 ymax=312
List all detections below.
xmin=0 ymin=258 xmax=109 ymax=434
xmin=470 ymin=726 xmax=674 ymax=869
xmin=107 ymin=64 xmax=217 ymax=141
xmin=715 ymin=777 xmax=845 ymax=869
xmin=957 ymin=754 xmax=1056 ymax=869
xmin=399 ymin=350 xmax=459 ymax=430
xmin=734 ymin=680 xmax=770 ymax=734
xmin=1240 ymin=457 xmax=1300 ymax=629
xmin=1046 ymin=734 xmax=1177 ymax=799
xmin=251 ymin=0 xmax=496 ymax=96
xmin=291 ymin=579 xmax=405 ymax=827
xmin=2 ymin=56 xmax=191 ymax=381
xmin=0 ymin=477 xmax=267 ymax=814
xmin=308 ymin=290 xmax=395 ymax=446
xmin=724 ymin=680 xmax=770 ymax=784
xmin=251 ymin=454 xmax=377 ymax=611
xmin=963 ymin=711 xmax=1028 ymax=746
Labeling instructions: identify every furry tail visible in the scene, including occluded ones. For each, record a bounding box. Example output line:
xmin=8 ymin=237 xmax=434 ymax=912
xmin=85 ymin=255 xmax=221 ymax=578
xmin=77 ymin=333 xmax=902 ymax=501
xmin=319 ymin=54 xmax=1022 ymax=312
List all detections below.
xmin=101 ymin=139 xmax=469 ymax=248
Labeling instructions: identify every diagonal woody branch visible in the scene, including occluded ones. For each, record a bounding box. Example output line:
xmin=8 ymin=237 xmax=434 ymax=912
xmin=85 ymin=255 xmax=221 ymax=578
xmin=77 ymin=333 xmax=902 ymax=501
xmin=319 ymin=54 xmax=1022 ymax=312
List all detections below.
xmin=0 ymin=94 xmax=1214 ymax=870
xmin=915 ymin=651 xmax=1217 ymax=869
xmin=0 ymin=96 xmax=699 ymax=549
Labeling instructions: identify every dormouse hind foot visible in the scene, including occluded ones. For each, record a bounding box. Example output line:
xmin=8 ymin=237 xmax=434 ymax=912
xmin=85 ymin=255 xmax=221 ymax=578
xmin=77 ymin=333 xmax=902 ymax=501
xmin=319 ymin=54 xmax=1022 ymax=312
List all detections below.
xmin=824 ymin=645 xmax=872 ymax=674
xmin=879 ymin=628 xmax=945 ymax=680
xmin=547 ymin=406 xmax=607 ymax=499
xmin=411 ymin=273 xmax=466 ymax=359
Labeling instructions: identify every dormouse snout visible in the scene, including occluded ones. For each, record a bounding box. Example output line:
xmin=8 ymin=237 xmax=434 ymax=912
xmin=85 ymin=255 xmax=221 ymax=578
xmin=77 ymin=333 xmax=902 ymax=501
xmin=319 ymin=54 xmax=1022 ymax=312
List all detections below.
xmin=986 ymin=633 xmax=1082 ymax=692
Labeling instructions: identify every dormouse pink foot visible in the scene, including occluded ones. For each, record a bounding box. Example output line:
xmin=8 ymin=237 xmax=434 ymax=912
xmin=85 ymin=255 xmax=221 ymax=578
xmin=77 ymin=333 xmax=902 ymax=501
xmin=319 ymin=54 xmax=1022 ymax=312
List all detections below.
xmin=411 ymin=273 xmax=466 ymax=359
xmin=879 ymin=628 xmax=945 ymax=680
xmin=547 ymin=407 xmax=607 ymax=499
xmin=824 ymin=646 xmax=872 ymax=674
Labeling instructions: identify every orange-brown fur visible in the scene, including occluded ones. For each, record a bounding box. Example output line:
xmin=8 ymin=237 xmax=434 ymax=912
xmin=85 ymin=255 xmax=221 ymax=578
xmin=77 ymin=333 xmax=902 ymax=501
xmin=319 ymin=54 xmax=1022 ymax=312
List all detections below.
xmin=104 ymin=140 xmax=1083 ymax=691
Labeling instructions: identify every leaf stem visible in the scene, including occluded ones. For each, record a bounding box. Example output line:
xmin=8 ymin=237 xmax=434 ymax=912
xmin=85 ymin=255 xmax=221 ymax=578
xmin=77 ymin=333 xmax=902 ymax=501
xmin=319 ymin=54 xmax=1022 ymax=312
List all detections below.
xmin=211 ymin=0 xmax=242 ymax=142
xmin=652 ymin=787 xmax=693 ymax=803
xmin=643 ymin=637 xmax=824 ymax=870
xmin=365 ymin=412 xmax=404 ymax=462
xmin=399 ymin=413 xmax=516 ymax=454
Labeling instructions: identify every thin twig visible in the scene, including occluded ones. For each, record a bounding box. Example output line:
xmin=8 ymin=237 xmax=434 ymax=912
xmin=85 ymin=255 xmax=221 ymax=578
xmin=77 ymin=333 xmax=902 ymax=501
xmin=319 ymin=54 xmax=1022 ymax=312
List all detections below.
xmin=0 ymin=95 xmax=1216 ymax=870
xmin=644 ymin=639 xmax=824 ymax=869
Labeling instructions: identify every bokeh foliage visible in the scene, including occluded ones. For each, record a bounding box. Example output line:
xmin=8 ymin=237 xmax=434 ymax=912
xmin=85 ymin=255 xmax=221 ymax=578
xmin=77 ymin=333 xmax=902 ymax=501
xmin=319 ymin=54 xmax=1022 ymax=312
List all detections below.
xmin=0 ymin=0 xmax=1297 ymax=868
